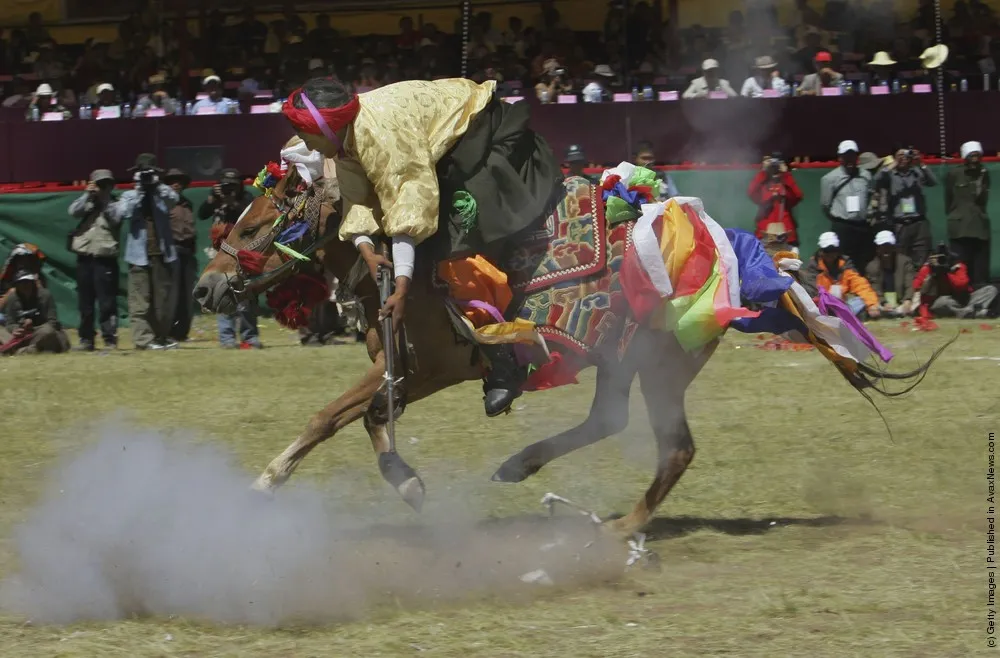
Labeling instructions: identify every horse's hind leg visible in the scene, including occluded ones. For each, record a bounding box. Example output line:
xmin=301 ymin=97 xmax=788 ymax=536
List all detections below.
xmin=606 ymin=338 xmax=717 ymax=537
xmin=252 ymin=359 xmax=385 ymax=492
xmin=491 ymin=346 xmax=641 ymax=483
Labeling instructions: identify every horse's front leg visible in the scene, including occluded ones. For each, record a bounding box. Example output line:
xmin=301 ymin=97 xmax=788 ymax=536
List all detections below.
xmin=251 ymin=356 xmax=385 ymax=492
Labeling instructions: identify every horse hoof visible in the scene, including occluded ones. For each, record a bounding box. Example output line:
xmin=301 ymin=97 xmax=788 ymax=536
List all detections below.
xmin=398 ymin=476 xmax=426 ymax=512
xmin=491 ymin=456 xmax=539 ymax=483
xmin=249 ymin=476 xmax=276 ymax=495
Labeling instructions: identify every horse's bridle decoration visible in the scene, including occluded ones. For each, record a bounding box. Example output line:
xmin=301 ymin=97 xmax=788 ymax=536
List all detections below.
xmin=218 ymin=162 xmax=338 ymax=302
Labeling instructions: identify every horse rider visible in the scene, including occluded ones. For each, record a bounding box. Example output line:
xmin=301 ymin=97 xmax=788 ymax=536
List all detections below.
xmin=281 ymin=77 xmax=564 ymax=416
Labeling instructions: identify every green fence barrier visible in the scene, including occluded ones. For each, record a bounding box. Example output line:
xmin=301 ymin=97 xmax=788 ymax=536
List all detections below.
xmin=1 ymin=165 xmax=998 ymax=329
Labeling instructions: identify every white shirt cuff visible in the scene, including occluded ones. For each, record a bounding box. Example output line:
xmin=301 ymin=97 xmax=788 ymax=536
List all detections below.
xmin=391 ymin=236 xmax=415 ymax=280
xmin=352 ymin=235 xmax=374 ymax=249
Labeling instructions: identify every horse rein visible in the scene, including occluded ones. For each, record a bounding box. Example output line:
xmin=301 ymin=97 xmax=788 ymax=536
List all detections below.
xmin=219 ymin=184 xmax=327 ymax=301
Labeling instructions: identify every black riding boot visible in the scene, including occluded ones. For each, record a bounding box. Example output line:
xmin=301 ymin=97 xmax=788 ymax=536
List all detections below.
xmin=480 ymin=344 xmax=524 ymax=417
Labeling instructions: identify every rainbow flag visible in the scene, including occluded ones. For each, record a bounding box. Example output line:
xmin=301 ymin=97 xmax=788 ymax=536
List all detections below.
xmin=620 ymin=198 xmax=758 ymax=351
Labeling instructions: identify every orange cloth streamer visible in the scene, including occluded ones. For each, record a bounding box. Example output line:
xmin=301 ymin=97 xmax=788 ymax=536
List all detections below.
xmin=437 ymin=255 xmax=513 ymax=327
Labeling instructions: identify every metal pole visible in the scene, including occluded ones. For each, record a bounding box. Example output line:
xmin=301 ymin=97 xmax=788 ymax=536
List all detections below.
xmin=460 ymin=0 xmax=471 ymax=79
xmin=934 ymin=0 xmax=946 ymax=157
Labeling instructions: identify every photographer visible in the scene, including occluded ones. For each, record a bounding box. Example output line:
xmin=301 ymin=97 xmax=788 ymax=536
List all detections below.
xmin=199 ymin=168 xmax=255 ymax=250
xmin=749 ymin=153 xmax=802 ymax=249
xmin=534 ymin=60 xmax=573 ymax=103
xmin=946 ymin=140 xmax=991 ymax=287
xmin=107 ymin=153 xmax=180 ymax=351
xmin=912 ymin=243 xmax=998 ymax=318
xmin=67 ymin=169 xmax=121 ymax=351
xmin=864 ymin=231 xmax=917 ymax=317
xmin=0 ymin=270 xmax=69 ymax=355
xmin=197 ymin=168 xmax=261 ymax=349
xmin=874 ymin=146 xmax=937 ymax=268
xmin=820 ymin=140 xmax=873 ymax=269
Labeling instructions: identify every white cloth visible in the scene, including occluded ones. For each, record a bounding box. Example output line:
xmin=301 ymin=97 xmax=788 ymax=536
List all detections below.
xmin=740 ymin=75 xmax=789 ymax=98
xmin=280 ymin=141 xmax=326 ymax=186
xmin=582 ymin=82 xmax=604 ymax=102
xmin=391 ymin=236 xmax=416 ymax=280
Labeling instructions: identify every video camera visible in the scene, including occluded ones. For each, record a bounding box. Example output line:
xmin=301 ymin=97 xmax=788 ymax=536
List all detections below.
xmin=137 ymin=168 xmax=159 ymax=187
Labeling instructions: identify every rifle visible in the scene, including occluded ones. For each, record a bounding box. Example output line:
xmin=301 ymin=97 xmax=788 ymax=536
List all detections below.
xmin=377 ymin=264 xmax=397 ymax=455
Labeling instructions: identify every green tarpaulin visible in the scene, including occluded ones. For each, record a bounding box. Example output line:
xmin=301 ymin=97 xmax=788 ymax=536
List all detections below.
xmin=1 ymin=166 xmax=998 ymax=329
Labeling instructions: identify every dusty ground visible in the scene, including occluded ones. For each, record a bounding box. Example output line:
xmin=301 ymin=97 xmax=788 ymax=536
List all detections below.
xmin=0 ymin=316 xmax=993 ymax=657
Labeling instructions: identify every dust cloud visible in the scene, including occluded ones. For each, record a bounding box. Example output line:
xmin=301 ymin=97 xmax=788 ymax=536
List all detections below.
xmin=0 ymin=424 xmax=624 ymax=626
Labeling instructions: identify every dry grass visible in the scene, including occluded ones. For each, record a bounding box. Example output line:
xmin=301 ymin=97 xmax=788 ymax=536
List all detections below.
xmin=0 ymin=316 xmax=993 ymax=657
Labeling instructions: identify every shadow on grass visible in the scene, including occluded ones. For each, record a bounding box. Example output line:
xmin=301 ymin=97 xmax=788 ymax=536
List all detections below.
xmin=641 ymin=514 xmax=881 ymax=541
xmin=315 ymin=513 xmax=881 ymax=548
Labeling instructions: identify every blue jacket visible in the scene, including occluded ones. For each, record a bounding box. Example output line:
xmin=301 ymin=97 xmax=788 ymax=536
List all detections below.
xmin=108 ymin=182 xmax=180 ymax=266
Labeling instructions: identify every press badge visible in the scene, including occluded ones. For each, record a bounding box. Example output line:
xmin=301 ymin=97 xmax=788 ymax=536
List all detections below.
xmin=900 ymin=196 xmax=916 ymax=214
xmin=845 ymin=195 xmax=861 ymax=213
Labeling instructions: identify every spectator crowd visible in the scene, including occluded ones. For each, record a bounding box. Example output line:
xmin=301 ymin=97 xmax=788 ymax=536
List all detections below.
xmin=1 ymin=0 xmax=1000 ymax=119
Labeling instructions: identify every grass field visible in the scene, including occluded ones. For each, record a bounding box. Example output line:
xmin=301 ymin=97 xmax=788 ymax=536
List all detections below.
xmin=0 ymin=316 xmax=993 ymax=657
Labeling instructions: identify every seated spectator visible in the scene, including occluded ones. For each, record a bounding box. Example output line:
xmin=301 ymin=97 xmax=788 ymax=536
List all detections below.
xmin=761 ymin=222 xmax=795 ymax=257
xmin=534 ymin=60 xmax=572 ymax=103
xmin=634 ymin=141 xmax=679 ymax=200
xmin=0 ymin=270 xmax=69 ymax=355
xmin=581 ymin=65 xmax=614 ymax=102
xmin=0 ymin=243 xmax=47 ymax=299
xmin=867 ymin=51 xmax=896 ymax=87
xmin=565 ymin=144 xmax=588 ymax=178
xmin=95 ymin=83 xmax=117 ymax=107
xmin=796 ymin=51 xmax=843 ymax=95
xmin=946 ymin=140 xmax=991 ymax=287
xmin=136 ymin=73 xmax=180 ymax=115
xmin=864 ymin=230 xmax=917 ymax=317
xmin=913 ymin=243 xmax=998 ymax=318
xmin=741 ymin=56 xmax=789 ymax=97
xmin=683 ymin=59 xmax=738 ymax=98
xmin=25 ymin=83 xmax=70 ymax=120
xmin=192 ymin=74 xmax=236 ymax=114
xmin=805 ymin=232 xmax=880 ymax=317
xmin=749 ymin=152 xmax=802 ymax=247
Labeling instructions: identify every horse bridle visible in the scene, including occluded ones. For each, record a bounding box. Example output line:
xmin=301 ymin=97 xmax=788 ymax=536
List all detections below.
xmin=219 ymin=184 xmax=331 ymax=301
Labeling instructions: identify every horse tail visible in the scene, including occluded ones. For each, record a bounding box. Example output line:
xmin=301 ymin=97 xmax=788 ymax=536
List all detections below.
xmin=846 ymin=332 xmax=956 ymax=398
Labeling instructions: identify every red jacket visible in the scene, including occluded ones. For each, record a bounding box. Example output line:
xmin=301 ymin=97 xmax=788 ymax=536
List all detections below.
xmin=913 ymin=262 xmax=972 ymax=316
xmin=749 ymin=171 xmax=803 ymax=245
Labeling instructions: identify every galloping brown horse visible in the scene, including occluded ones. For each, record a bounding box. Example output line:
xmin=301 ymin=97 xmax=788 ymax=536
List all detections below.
xmin=194 ymin=158 xmax=939 ymax=537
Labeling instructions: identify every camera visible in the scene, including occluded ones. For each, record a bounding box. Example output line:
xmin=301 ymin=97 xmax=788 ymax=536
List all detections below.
xmin=137 ymin=168 xmax=158 ymax=186
xmin=764 ymin=153 xmax=784 ymax=176
xmin=929 ymin=242 xmax=951 ymax=272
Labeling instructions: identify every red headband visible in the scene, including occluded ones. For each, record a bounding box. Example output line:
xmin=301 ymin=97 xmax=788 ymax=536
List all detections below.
xmin=281 ymin=88 xmax=361 ymax=137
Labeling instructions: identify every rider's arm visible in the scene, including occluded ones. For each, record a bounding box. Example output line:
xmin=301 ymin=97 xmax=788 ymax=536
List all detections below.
xmin=354 ymin=125 xmax=439 ymax=280
xmin=335 ymin=158 xmax=382 ymax=244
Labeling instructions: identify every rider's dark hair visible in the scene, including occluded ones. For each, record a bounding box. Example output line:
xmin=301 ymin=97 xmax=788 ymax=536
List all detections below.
xmin=293 ymin=77 xmax=352 ymax=109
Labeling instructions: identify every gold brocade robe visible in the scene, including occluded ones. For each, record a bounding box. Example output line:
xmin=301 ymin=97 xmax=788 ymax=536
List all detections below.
xmin=336 ymin=79 xmax=496 ymax=245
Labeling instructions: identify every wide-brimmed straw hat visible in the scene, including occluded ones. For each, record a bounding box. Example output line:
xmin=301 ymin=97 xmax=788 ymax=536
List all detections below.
xmin=920 ymin=44 xmax=949 ymax=69
xmin=868 ymin=51 xmax=896 ymax=67
xmin=163 ymin=168 xmax=191 ymax=186
xmin=755 ymin=56 xmax=777 ymax=69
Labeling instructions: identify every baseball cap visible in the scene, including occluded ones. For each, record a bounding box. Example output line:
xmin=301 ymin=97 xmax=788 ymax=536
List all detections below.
xmin=874 ymin=230 xmax=896 ymax=246
xmin=961 ymin=140 xmax=983 ymax=159
xmin=203 ymin=75 xmax=222 ymax=85
xmin=15 ymin=269 xmax=37 ymax=282
xmin=814 ymin=51 xmax=833 ymax=63
xmin=702 ymin=58 xmax=720 ymax=71
xmin=837 ymin=140 xmax=859 ymax=154
xmin=96 ymin=83 xmax=114 ymax=93
xmin=35 ymin=83 xmax=53 ymax=95
xmin=818 ymin=232 xmax=841 ymax=249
